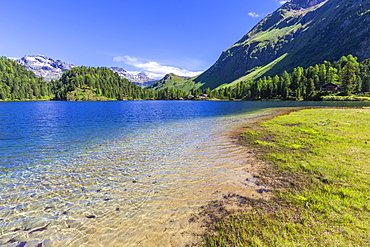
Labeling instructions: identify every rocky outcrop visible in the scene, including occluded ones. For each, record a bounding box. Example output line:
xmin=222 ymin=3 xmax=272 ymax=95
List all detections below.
xmin=289 ymin=0 xmax=327 ymax=9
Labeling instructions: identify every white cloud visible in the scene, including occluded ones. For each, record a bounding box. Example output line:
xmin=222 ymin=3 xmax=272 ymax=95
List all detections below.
xmin=248 ymin=12 xmax=261 ymax=18
xmin=7 ymin=57 xmax=20 ymax=61
xmin=278 ymin=0 xmax=289 ymax=5
xmin=114 ymin=56 xmax=203 ymax=79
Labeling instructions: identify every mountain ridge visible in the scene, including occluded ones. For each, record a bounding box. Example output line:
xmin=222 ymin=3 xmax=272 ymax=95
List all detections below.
xmin=146 ymin=73 xmax=202 ymax=92
xmin=192 ymin=0 xmax=370 ymax=89
xmin=12 ymin=55 xmax=157 ymax=86
xmin=15 ymin=55 xmax=75 ymax=81
xmin=110 ymin=67 xmax=156 ymax=86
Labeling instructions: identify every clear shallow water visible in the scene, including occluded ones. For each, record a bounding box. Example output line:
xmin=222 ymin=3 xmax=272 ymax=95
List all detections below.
xmin=1 ymin=100 xmax=369 ymax=246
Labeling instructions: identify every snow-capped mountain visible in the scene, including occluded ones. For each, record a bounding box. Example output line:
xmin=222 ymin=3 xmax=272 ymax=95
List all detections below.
xmin=110 ymin=67 xmax=156 ymax=86
xmin=14 ymin=55 xmax=75 ymax=81
xmin=12 ymin=55 xmax=157 ymax=86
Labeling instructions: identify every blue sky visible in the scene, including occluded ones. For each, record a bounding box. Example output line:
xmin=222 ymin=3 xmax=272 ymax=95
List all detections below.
xmin=0 ymin=0 xmax=288 ymax=79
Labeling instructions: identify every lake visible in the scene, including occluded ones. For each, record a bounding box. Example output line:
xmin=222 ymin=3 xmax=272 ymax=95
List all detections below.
xmin=1 ymin=100 xmax=369 ymax=246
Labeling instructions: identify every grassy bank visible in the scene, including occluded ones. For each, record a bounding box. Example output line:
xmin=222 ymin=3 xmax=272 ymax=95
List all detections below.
xmin=203 ymin=108 xmax=370 ymax=246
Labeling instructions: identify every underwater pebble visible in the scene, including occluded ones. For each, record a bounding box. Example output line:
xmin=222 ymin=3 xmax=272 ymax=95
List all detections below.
xmin=29 ymin=223 xmax=50 ymax=234
xmin=15 ymin=242 xmax=27 ymax=247
xmin=256 ymin=189 xmax=272 ymax=194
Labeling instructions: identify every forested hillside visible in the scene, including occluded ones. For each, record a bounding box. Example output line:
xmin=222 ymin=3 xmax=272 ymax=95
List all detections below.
xmin=0 ymin=58 xmax=190 ymax=101
xmin=2 ymin=55 xmax=370 ymax=102
xmin=50 ymin=67 xmax=156 ymax=101
xmin=209 ymin=55 xmax=370 ymax=100
xmin=0 ymin=57 xmax=52 ymax=100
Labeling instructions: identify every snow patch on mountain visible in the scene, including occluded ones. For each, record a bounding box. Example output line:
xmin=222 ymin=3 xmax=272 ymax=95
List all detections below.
xmin=14 ymin=55 xmax=75 ymax=81
xmin=12 ymin=55 xmax=157 ymax=86
xmin=110 ymin=67 xmax=156 ymax=86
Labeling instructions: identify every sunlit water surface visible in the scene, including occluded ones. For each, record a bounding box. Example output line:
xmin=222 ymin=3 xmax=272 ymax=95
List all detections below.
xmin=1 ymin=101 xmax=369 ymax=246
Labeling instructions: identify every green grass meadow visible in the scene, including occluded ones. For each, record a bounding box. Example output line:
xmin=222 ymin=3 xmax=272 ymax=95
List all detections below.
xmin=204 ymin=108 xmax=370 ymax=246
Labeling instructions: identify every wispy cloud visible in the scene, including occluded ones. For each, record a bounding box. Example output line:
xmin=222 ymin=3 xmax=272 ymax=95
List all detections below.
xmin=113 ymin=56 xmax=203 ymax=79
xmin=248 ymin=12 xmax=261 ymax=18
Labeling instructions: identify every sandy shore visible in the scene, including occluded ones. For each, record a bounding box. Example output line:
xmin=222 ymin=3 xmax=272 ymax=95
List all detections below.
xmin=190 ymin=107 xmax=310 ymax=245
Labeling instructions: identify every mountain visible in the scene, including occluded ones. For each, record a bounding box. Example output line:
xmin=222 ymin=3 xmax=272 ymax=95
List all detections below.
xmin=15 ymin=55 xmax=75 ymax=81
xmin=110 ymin=67 xmax=156 ymax=86
xmin=209 ymin=55 xmax=370 ymax=100
xmin=50 ymin=66 xmax=156 ymax=101
xmin=0 ymin=57 xmax=52 ymax=100
xmin=193 ymin=0 xmax=370 ymax=89
xmin=146 ymin=73 xmax=202 ymax=92
xmin=13 ymin=55 xmax=157 ymax=86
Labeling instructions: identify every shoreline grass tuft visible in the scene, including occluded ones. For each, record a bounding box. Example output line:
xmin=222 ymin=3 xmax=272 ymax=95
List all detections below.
xmin=203 ymin=108 xmax=370 ymax=246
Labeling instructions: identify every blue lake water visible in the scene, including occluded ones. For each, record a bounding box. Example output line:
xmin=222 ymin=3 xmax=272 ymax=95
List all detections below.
xmin=1 ymin=100 xmax=369 ymax=246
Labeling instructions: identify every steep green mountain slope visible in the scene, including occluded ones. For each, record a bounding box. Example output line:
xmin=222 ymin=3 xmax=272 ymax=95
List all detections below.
xmin=0 ymin=57 xmax=52 ymax=100
xmin=194 ymin=0 xmax=370 ymax=89
xmin=210 ymin=55 xmax=370 ymax=100
xmin=146 ymin=73 xmax=203 ymax=92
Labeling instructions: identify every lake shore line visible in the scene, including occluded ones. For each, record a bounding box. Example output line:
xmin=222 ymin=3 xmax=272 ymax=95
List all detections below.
xmin=198 ymin=107 xmax=370 ymax=246
xmin=1 ymin=102 xmax=369 ymax=246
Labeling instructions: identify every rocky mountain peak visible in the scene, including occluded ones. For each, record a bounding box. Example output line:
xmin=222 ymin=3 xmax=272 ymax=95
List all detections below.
xmin=290 ymin=0 xmax=327 ymax=8
xmin=110 ymin=66 xmax=127 ymax=73
xmin=280 ymin=0 xmax=327 ymax=11
xmin=15 ymin=55 xmax=75 ymax=81
xmin=13 ymin=56 xmax=157 ymax=86
xmin=110 ymin=67 xmax=156 ymax=86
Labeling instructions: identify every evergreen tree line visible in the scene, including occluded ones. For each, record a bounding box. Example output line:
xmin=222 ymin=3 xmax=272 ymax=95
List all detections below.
xmin=209 ymin=55 xmax=370 ymax=100
xmin=0 ymin=57 xmax=52 ymax=100
xmin=0 ymin=57 xmax=190 ymax=101
xmin=50 ymin=66 xmax=157 ymax=100
xmin=50 ymin=66 xmax=191 ymax=100
xmin=2 ymin=55 xmax=370 ymax=101
xmin=155 ymin=87 xmax=188 ymax=100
